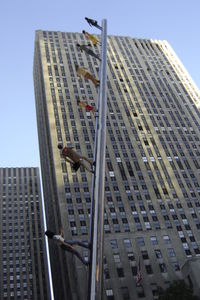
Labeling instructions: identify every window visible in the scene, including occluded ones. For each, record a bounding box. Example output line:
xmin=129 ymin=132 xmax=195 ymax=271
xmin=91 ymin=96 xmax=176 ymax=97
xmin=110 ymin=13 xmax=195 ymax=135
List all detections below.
xmin=136 ymin=285 xmax=145 ymax=298
xmin=150 ymin=236 xmax=158 ymax=245
xmin=154 ymin=249 xmax=162 ymax=258
xmin=151 ymin=283 xmax=158 ymax=299
xmin=185 ymin=249 xmax=192 ymax=256
xmin=121 ymin=287 xmax=130 ymax=300
xmin=141 ymin=250 xmax=149 ymax=260
xmin=106 ymin=289 xmax=114 ymax=300
xmin=110 ymin=239 xmax=118 ymax=249
xmin=117 ymin=267 xmax=124 ymax=278
xmin=145 ymin=264 xmax=153 ymax=274
xmin=137 ymin=237 xmax=145 ymax=247
xmin=168 ymin=248 xmax=175 ymax=257
xmin=127 ymin=252 xmax=135 ymax=261
xmin=113 ymin=254 xmax=121 ymax=263
xmin=171 ymin=261 xmax=180 ymax=271
xmin=124 ymin=239 xmax=132 ymax=249
xmin=163 ymin=235 xmax=170 ymax=244
xmin=194 ymin=248 xmax=200 ymax=255
xmin=104 ymin=268 xmax=110 ymax=279
xmin=131 ymin=266 xmax=137 ymax=276
xmin=159 ymin=263 xmax=167 ymax=273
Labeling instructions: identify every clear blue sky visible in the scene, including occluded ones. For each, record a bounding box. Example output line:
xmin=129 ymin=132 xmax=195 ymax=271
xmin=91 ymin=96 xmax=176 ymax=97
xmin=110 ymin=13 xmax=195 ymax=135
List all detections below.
xmin=0 ymin=0 xmax=199 ymax=168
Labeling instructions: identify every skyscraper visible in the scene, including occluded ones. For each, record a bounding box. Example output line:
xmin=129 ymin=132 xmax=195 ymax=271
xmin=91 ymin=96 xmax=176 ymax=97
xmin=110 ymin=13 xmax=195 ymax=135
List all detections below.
xmin=0 ymin=167 xmax=51 ymax=300
xmin=34 ymin=30 xmax=200 ymax=299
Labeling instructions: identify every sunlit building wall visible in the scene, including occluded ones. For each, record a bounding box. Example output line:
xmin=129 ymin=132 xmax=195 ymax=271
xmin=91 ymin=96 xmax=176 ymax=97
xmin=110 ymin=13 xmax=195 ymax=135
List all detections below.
xmin=34 ymin=30 xmax=200 ymax=300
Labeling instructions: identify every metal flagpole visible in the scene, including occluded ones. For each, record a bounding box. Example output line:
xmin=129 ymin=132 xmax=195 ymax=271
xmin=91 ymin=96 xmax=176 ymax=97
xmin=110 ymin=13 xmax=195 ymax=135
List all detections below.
xmin=90 ymin=19 xmax=107 ymax=300
xmin=87 ymin=56 xmax=101 ymax=300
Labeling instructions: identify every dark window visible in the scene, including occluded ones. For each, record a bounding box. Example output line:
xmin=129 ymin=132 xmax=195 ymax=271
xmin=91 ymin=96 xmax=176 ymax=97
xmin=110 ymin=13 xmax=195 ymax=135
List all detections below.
xmin=141 ymin=250 xmax=149 ymax=260
xmin=159 ymin=263 xmax=167 ymax=273
xmin=136 ymin=285 xmax=145 ymax=298
xmin=145 ymin=264 xmax=153 ymax=274
xmin=127 ymin=252 xmax=135 ymax=261
xmin=121 ymin=287 xmax=130 ymax=300
xmin=104 ymin=268 xmax=110 ymax=279
xmin=117 ymin=267 xmax=124 ymax=278
xmin=155 ymin=249 xmax=162 ymax=258
xmin=131 ymin=266 xmax=137 ymax=276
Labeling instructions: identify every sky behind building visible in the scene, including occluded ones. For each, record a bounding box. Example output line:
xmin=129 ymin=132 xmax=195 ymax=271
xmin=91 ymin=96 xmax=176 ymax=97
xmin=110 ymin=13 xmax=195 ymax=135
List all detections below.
xmin=0 ymin=0 xmax=200 ymax=167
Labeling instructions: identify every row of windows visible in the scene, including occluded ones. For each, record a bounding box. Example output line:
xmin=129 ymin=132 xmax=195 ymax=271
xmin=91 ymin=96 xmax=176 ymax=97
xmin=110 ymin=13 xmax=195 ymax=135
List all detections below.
xmin=0 ymin=168 xmax=38 ymax=177
xmin=104 ymin=261 xmax=178 ymax=280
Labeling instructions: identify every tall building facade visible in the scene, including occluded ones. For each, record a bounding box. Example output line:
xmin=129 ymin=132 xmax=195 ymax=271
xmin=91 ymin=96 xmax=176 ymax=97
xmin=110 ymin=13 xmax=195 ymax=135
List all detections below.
xmin=34 ymin=30 xmax=200 ymax=300
xmin=0 ymin=167 xmax=51 ymax=300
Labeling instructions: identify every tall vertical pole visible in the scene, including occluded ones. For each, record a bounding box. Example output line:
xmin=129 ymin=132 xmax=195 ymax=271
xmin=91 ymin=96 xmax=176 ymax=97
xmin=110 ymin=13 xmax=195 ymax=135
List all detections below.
xmin=90 ymin=19 xmax=107 ymax=300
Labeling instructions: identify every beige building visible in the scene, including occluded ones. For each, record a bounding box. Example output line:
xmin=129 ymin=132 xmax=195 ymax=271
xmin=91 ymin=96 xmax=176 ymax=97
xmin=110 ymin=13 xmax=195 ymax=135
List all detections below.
xmin=33 ymin=30 xmax=200 ymax=300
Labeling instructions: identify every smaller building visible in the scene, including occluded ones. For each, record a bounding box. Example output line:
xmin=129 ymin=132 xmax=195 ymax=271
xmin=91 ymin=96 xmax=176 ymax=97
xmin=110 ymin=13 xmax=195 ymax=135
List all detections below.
xmin=0 ymin=167 xmax=51 ymax=300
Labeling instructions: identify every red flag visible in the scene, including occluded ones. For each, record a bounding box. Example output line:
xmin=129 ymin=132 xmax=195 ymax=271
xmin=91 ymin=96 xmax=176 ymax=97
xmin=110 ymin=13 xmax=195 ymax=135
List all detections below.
xmin=136 ymin=258 xmax=142 ymax=285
